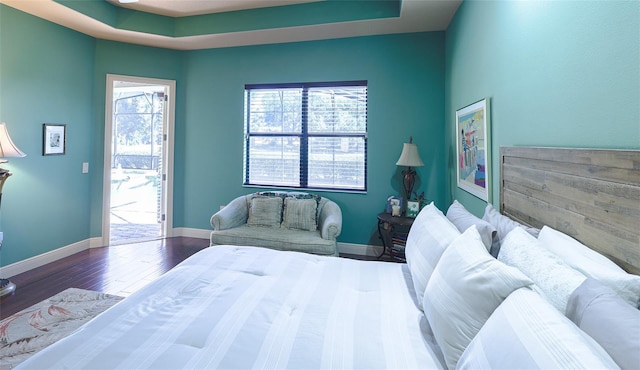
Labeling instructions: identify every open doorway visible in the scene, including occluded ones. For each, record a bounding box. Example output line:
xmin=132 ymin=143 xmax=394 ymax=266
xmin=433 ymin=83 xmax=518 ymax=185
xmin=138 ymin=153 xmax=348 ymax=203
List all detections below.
xmin=103 ymin=75 xmax=175 ymax=246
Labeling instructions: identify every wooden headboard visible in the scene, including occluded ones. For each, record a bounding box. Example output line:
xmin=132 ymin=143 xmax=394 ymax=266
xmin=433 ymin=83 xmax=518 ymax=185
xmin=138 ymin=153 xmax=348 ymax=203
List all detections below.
xmin=500 ymin=146 xmax=640 ymax=274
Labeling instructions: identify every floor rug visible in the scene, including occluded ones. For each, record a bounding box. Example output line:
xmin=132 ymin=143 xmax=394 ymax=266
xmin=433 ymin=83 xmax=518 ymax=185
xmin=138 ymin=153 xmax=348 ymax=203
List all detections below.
xmin=0 ymin=288 xmax=123 ymax=369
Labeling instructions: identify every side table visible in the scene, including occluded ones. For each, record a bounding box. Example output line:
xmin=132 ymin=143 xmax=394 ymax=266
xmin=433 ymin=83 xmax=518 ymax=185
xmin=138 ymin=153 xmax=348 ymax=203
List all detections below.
xmin=376 ymin=212 xmax=415 ymax=262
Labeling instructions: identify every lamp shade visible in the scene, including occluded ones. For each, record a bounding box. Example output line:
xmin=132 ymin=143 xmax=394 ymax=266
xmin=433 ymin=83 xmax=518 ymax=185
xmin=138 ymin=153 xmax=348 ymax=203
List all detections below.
xmin=396 ymin=142 xmax=424 ymax=167
xmin=0 ymin=123 xmax=26 ymax=159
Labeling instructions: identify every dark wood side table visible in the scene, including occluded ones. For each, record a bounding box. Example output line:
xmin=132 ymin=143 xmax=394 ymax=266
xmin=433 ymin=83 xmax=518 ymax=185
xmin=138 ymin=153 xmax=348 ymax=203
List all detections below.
xmin=377 ymin=212 xmax=415 ymax=262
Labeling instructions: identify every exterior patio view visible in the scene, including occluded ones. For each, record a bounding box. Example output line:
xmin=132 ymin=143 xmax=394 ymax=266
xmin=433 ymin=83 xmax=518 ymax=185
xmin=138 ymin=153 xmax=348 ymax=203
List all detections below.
xmin=110 ymin=85 xmax=165 ymax=245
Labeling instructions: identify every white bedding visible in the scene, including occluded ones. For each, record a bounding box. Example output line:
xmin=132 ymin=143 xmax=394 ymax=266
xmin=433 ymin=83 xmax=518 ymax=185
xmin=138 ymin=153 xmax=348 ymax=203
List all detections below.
xmin=18 ymin=246 xmax=446 ymax=369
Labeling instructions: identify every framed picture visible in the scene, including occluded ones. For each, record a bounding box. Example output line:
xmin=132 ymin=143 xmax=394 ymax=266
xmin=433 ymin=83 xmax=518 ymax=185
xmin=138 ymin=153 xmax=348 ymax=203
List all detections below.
xmin=456 ymin=98 xmax=491 ymax=201
xmin=406 ymin=200 xmax=420 ymax=218
xmin=386 ymin=196 xmax=403 ymax=216
xmin=43 ymin=124 xmax=66 ymax=156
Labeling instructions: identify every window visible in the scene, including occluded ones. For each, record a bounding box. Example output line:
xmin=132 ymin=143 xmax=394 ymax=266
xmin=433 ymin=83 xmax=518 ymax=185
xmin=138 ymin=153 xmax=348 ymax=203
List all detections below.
xmin=244 ymin=81 xmax=367 ymax=192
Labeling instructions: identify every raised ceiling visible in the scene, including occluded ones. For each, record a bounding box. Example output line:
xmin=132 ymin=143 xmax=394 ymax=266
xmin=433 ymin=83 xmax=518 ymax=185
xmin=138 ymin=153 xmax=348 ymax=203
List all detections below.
xmin=0 ymin=0 xmax=462 ymax=50
xmin=107 ymin=0 xmax=324 ymax=17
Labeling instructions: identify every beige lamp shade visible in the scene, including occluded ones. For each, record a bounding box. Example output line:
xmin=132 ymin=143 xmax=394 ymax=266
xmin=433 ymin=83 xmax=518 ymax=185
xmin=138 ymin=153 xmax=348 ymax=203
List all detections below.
xmin=396 ymin=142 xmax=424 ymax=167
xmin=0 ymin=123 xmax=26 ymax=160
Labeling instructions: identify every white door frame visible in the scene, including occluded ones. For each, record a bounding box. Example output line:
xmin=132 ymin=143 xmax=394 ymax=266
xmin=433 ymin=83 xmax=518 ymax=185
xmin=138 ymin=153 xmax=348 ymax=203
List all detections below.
xmin=102 ymin=74 xmax=176 ymax=246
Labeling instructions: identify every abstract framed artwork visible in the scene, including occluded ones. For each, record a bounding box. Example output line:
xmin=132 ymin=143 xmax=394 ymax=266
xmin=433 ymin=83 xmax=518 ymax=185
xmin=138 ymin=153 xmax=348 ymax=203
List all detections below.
xmin=456 ymin=98 xmax=491 ymax=201
xmin=43 ymin=124 xmax=66 ymax=156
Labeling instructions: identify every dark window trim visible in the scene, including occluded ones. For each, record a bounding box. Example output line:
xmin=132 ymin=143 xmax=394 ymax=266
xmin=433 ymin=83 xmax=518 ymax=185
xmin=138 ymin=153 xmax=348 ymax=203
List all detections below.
xmin=244 ymin=80 xmax=368 ymax=193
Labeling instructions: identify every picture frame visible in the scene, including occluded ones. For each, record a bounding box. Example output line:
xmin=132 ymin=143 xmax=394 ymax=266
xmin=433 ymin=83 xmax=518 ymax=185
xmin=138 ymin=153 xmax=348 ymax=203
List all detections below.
xmin=406 ymin=200 xmax=420 ymax=218
xmin=456 ymin=98 xmax=491 ymax=201
xmin=385 ymin=196 xmax=404 ymax=216
xmin=43 ymin=124 xmax=66 ymax=156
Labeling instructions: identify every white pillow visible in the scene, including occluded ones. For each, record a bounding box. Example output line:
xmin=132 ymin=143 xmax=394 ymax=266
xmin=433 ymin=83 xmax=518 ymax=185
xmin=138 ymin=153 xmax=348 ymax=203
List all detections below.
xmin=482 ymin=203 xmax=540 ymax=256
xmin=405 ymin=202 xmax=460 ymax=311
xmin=458 ymin=288 xmax=619 ymax=370
xmin=538 ymin=225 xmax=640 ymax=307
xmin=446 ymin=200 xmax=496 ymax=251
xmin=498 ymin=227 xmax=587 ymax=314
xmin=423 ymin=226 xmax=533 ymax=369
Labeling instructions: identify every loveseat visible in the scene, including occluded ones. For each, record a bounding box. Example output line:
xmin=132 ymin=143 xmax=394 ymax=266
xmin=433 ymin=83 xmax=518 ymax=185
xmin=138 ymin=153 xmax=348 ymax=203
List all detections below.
xmin=210 ymin=192 xmax=342 ymax=256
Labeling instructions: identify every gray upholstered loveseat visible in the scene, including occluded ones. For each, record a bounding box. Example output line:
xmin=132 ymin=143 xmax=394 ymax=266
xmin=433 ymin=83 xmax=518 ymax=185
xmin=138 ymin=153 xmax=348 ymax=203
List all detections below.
xmin=210 ymin=192 xmax=342 ymax=256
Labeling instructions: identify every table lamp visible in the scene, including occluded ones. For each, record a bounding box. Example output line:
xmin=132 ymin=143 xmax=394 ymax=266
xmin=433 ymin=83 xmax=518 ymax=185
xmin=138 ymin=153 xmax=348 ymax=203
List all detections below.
xmin=396 ymin=136 xmax=424 ymax=202
xmin=0 ymin=122 xmax=26 ymax=297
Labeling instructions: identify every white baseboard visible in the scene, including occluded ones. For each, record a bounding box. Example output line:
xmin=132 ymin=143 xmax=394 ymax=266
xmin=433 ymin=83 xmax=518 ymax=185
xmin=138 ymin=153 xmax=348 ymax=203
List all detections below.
xmin=173 ymin=227 xmax=211 ymax=239
xmin=0 ymin=239 xmax=91 ymax=278
xmin=338 ymin=242 xmax=382 ymax=257
xmin=89 ymin=237 xmax=104 ymax=248
xmin=0 ymin=229 xmax=381 ymax=278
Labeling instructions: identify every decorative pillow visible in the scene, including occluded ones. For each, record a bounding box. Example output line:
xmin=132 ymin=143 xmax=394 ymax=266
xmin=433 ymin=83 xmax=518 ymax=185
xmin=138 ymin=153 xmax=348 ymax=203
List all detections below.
xmin=498 ymin=227 xmax=586 ymax=314
xmin=423 ymin=226 xmax=533 ymax=369
xmin=246 ymin=196 xmax=283 ymax=227
xmin=482 ymin=203 xmax=540 ymax=257
xmin=538 ymin=225 xmax=640 ymax=307
xmin=446 ymin=200 xmax=496 ymax=251
xmin=255 ymin=191 xmax=285 ymax=198
xmin=566 ymin=278 xmax=640 ymax=370
xmin=404 ymin=202 xmax=461 ymax=311
xmin=284 ymin=192 xmax=321 ymax=203
xmin=282 ymin=197 xmax=318 ymax=231
xmin=458 ymin=287 xmax=619 ymax=369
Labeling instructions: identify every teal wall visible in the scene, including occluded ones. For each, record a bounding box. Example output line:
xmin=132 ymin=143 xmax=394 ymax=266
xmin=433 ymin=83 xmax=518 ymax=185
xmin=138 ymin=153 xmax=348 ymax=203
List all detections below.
xmin=0 ymin=3 xmax=445 ymax=266
xmin=0 ymin=5 xmax=95 ymax=265
xmin=445 ymin=0 xmax=640 ymax=216
xmin=179 ymin=33 xmax=445 ymax=245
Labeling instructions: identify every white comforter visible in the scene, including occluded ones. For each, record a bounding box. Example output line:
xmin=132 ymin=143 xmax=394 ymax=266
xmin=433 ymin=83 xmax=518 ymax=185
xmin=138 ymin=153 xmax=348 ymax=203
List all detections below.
xmin=19 ymin=246 xmax=445 ymax=369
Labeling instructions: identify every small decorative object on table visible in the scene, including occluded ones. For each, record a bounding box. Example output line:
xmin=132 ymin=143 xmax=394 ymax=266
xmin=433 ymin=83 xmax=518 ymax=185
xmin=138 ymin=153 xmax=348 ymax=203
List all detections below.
xmin=406 ymin=200 xmax=420 ymax=218
xmin=386 ymin=196 xmax=403 ymax=216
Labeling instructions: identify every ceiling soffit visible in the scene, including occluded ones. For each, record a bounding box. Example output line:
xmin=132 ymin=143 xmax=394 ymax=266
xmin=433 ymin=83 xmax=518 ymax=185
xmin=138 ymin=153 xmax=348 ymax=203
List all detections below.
xmin=57 ymin=0 xmax=400 ymax=37
xmin=0 ymin=0 xmax=462 ymax=50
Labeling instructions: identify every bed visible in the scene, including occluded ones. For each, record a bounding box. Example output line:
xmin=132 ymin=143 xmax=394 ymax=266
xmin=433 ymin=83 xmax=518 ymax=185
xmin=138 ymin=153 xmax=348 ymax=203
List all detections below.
xmin=18 ymin=147 xmax=640 ymax=369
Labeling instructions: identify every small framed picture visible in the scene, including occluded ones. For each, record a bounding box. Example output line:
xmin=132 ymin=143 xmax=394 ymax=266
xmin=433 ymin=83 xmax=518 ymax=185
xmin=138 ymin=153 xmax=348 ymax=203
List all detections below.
xmin=406 ymin=200 xmax=420 ymax=218
xmin=386 ymin=196 xmax=404 ymax=216
xmin=43 ymin=124 xmax=66 ymax=156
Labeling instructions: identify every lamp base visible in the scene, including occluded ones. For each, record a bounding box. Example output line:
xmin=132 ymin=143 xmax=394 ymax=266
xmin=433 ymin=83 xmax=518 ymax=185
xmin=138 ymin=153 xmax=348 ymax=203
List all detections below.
xmin=0 ymin=278 xmax=16 ymax=297
xmin=402 ymin=166 xmax=417 ymax=201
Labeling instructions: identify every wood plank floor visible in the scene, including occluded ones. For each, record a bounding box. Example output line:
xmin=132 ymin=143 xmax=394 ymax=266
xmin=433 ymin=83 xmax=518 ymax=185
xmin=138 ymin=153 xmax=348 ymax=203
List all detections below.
xmin=0 ymin=237 xmax=379 ymax=319
xmin=0 ymin=237 xmax=210 ymax=319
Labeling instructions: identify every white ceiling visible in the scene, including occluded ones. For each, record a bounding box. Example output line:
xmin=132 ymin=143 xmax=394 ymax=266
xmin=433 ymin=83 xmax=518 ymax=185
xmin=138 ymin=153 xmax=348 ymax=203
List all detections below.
xmin=0 ymin=0 xmax=462 ymax=50
xmin=107 ymin=0 xmax=323 ymax=17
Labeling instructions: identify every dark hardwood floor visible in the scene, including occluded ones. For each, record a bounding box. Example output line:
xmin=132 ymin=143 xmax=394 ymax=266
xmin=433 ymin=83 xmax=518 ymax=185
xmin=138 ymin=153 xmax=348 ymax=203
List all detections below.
xmin=0 ymin=237 xmax=210 ymax=319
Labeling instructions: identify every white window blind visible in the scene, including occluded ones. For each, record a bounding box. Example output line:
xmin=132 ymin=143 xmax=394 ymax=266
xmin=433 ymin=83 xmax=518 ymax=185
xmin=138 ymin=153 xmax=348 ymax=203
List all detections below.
xmin=244 ymin=81 xmax=367 ymax=192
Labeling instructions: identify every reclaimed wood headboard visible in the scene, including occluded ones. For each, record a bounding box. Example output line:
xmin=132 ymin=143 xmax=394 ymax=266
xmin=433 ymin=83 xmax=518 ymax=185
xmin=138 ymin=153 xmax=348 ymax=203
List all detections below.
xmin=500 ymin=146 xmax=640 ymax=275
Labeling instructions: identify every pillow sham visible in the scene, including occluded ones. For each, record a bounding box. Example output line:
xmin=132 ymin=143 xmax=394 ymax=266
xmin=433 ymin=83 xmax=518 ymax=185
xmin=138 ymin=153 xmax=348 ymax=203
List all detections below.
xmin=458 ymin=287 xmax=619 ymax=370
xmin=423 ymin=226 xmax=533 ymax=369
xmin=446 ymin=200 xmax=496 ymax=251
xmin=404 ymin=202 xmax=460 ymax=311
xmin=566 ymin=278 xmax=640 ymax=370
xmin=281 ymin=197 xmax=318 ymax=231
xmin=498 ymin=227 xmax=587 ymax=314
xmin=246 ymin=196 xmax=283 ymax=227
xmin=538 ymin=225 xmax=640 ymax=307
xmin=482 ymin=203 xmax=540 ymax=256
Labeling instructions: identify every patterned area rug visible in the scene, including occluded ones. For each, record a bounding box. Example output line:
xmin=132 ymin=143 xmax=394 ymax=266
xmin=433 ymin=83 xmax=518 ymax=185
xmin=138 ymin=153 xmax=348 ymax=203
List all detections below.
xmin=0 ymin=288 xmax=123 ymax=369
